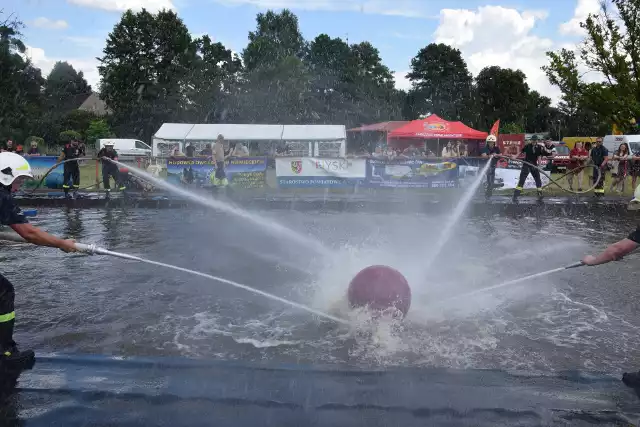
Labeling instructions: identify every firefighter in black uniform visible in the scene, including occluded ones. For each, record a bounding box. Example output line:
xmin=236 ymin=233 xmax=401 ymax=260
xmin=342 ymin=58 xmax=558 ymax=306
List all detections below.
xmin=481 ymin=134 xmax=501 ymax=198
xmin=0 ymin=152 xmax=76 ymax=376
xmin=589 ymin=136 xmax=608 ymax=196
xmin=512 ymin=135 xmax=553 ymax=201
xmin=97 ymin=142 xmax=125 ymax=194
xmin=58 ymin=138 xmax=82 ymax=198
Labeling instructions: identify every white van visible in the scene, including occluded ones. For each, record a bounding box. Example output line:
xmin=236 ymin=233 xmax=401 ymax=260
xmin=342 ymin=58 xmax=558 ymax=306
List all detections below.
xmin=97 ymin=139 xmax=152 ymax=159
xmin=603 ymin=134 xmax=640 ymax=154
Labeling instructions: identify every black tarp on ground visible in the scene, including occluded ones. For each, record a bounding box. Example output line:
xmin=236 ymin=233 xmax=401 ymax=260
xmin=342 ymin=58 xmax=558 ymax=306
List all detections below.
xmin=1 ymin=355 xmax=638 ymax=426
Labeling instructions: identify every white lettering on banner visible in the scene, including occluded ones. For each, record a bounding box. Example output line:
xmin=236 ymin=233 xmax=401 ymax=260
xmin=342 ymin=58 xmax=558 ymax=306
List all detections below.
xmin=275 ymin=158 xmax=366 ymax=178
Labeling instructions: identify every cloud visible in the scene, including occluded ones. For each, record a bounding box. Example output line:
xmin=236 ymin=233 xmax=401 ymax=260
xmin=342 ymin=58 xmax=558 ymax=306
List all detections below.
xmin=433 ymin=5 xmax=561 ymax=102
xmin=31 ymin=17 xmax=69 ymax=30
xmin=67 ymin=0 xmax=176 ymax=12
xmin=24 ymin=45 xmax=101 ymax=90
xmin=559 ymin=0 xmax=601 ymax=36
xmin=393 ymin=70 xmax=411 ymax=92
xmin=213 ymin=0 xmax=438 ymax=18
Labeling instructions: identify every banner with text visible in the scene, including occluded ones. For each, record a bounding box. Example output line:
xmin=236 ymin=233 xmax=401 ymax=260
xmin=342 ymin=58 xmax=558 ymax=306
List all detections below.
xmin=276 ymin=157 xmax=366 ymax=187
xmin=456 ymin=157 xmax=550 ymax=190
xmin=166 ymin=157 xmax=267 ymax=188
xmin=366 ymin=158 xmax=459 ymax=188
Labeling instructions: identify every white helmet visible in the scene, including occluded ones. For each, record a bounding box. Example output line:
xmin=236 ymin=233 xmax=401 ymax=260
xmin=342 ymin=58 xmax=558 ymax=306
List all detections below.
xmin=0 ymin=152 xmax=33 ymax=186
xmin=486 ymin=135 xmax=497 ymax=143
xmin=629 ymin=184 xmax=640 ymax=210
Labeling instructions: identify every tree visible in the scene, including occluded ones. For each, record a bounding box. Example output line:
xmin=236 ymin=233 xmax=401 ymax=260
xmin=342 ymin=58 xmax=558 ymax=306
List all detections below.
xmin=405 ymin=43 xmax=473 ymax=122
xmin=475 ymin=66 xmax=530 ymax=130
xmin=242 ymin=9 xmax=305 ymax=72
xmin=186 ymin=35 xmax=242 ymax=122
xmin=44 ymin=61 xmax=92 ymax=112
xmin=86 ymin=119 xmax=114 ymax=144
xmin=58 ymin=130 xmax=81 ymax=145
xmin=524 ymin=90 xmax=554 ymax=133
xmin=0 ymin=13 xmax=45 ymax=142
xmin=543 ymin=0 xmax=640 ymax=134
xmin=98 ymin=8 xmax=196 ymax=141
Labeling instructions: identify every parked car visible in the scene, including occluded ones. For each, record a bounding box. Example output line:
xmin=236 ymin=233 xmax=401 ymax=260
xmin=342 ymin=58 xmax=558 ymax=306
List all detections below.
xmin=96 ymin=139 xmax=152 ymax=164
xmin=551 ymin=142 xmax=571 ymax=172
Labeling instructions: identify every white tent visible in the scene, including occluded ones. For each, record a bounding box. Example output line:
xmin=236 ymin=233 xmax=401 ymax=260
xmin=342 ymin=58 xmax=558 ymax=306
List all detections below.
xmin=152 ymin=123 xmax=346 ymax=157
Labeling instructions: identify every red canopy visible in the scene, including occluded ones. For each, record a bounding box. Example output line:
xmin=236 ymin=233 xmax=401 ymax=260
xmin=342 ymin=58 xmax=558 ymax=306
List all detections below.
xmin=388 ymin=114 xmax=488 ymax=140
xmin=348 ymin=121 xmax=410 ymax=132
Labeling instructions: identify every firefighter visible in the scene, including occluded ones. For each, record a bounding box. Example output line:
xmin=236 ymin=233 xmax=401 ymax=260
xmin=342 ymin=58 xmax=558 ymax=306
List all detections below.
xmin=0 ymin=152 xmax=76 ymax=374
xmin=582 ymin=185 xmax=640 ymax=387
xmin=97 ymin=142 xmax=126 ymax=194
xmin=481 ymin=134 xmax=501 ymax=198
xmin=58 ymin=138 xmax=82 ymax=198
xmin=589 ymin=136 xmax=608 ymax=196
xmin=512 ymin=135 xmax=553 ymax=201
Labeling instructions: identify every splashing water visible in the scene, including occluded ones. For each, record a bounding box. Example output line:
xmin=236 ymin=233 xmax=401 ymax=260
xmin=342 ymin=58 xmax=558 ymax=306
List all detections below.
xmin=423 ymin=160 xmax=493 ymax=271
xmin=113 ymin=160 xmax=331 ymax=257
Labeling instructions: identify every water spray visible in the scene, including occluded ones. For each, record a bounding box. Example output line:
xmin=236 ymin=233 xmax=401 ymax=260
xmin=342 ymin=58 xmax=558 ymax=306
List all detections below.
xmin=0 ymin=231 xmax=349 ymax=325
xmin=434 ymin=261 xmax=585 ymax=306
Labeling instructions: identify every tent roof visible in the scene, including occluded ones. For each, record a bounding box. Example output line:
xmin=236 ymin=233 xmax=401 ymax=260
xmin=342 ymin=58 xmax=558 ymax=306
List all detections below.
xmin=348 ymin=121 xmax=409 ymax=132
xmin=187 ymin=124 xmax=283 ymax=141
xmin=388 ymin=115 xmax=488 ymax=140
xmin=153 ymin=124 xmax=346 ymax=142
xmin=281 ymin=125 xmax=345 ymax=141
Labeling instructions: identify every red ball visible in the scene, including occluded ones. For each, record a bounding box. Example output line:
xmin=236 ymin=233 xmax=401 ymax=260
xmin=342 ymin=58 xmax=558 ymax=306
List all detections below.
xmin=347 ymin=265 xmax=411 ymax=317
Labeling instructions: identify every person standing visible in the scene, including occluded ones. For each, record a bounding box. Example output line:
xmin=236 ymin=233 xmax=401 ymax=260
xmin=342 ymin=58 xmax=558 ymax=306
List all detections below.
xmin=568 ymin=141 xmax=588 ymax=192
xmin=512 ymin=136 xmax=553 ymax=201
xmin=58 ymin=138 xmax=82 ymax=198
xmin=97 ymin=142 xmax=125 ymax=194
xmin=211 ymin=134 xmax=228 ymax=187
xmin=609 ymin=143 xmax=630 ymax=194
xmin=589 ymin=137 xmax=608 ymax=197
xmin=0 ymin=152 xmax=77 ymax=372
xmin=481 ymin=135 xmax=501 ymax=199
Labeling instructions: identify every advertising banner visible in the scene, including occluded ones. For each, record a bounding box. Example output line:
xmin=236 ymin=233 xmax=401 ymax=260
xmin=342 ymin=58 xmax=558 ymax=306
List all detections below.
xmin=366 ymin=158 xmax=459 ymax=188
xmin=457 ymin=157 xmax=550 ymax=190
xmin=23 ymin=156 xmax=64 ymax=189
xmin=166 ymin=157 xmax=267 ymax=188
xmin=276 ymin=157 xmax=366 ymax=187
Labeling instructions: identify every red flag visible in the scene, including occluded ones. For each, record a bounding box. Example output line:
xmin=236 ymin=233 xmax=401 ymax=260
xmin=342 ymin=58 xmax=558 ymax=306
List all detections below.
xmin=490 ymin=119 xmax=500 ymax=136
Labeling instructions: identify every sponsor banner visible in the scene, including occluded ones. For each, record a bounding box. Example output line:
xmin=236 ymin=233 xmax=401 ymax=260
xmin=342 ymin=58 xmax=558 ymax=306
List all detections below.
xmin=366 ymin=158 xmax=459 ymax=188
xmin=22 ymin=156 xmax=64 ymax=189
xmin=457 ymin=158 xmax=550 ymax=190
xmin=276 ymin=157 xmax=366 ymax=187
xmin=276 ymin=158 xmax=366 ymax=178
xmin=166 ymin=157 xmax=267 ymax=188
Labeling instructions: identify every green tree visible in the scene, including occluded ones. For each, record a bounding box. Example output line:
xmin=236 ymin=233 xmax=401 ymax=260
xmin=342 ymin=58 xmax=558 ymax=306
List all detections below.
xmin=86 ymin=119 xmax=114 ymax=145
xmin=475 ymin=66 xmax=530 ymax=130
xmin=501 ymin=122 xmax=524 ymax=134
xmin=405 ymin=43 xmax=473 ymax=122
xmin=242 ymin=9 xmax=306 ymax=72
xmin=524 ymin=91 xmax=554 ymax=133
xmin=44 ymin=61 xmax=92 ymax=112
xmin=543 ymin=0 xmax=640 ymax=134
xmin=187 ymin=35 xmax=242 ymax=122
xmin=0 ymin=13 xmax=45 ymax=142
xmin=98 ymin=8 xmax=196 ymax=141
xmin=58 ymin=130 xmax=81 ymax=145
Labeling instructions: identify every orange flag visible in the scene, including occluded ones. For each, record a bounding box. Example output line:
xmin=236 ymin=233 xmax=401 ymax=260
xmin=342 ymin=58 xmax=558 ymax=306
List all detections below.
xmin=490 ymin=119 xmax=500 ymax=136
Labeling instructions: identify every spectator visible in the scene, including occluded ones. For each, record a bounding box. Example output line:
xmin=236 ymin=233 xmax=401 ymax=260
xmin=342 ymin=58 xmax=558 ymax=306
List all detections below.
xmin=610 ymin=142 xmax=630 ymax=194
xmin=2 ymin=140 xmax=15 ymax=153
xmin=631 ymin=145 xmax=640 ymax=190
xmin=230 ymin=141 xmax=249 ymax=157
xmin=211 ymin=134 xmax=228 ymax=187
xmin=441 ymin=141 xmax=455 ymax=158
xmin=200 ymin=143 xmax=213 ymax=157
xmin=590 ymin=137 xmax=608 ymax=196
xmin=15 ymin=145 xmax=23 ymax=155
xmin=457 ymin=140 xmax=468 ymax=157
xmin=185 ymin=143 xmax=196 ymax=158
xmin=170 ymin=144 xmax=184 ymax=157
xmin=568 ymin=141 xmax=588 ymax=192
xmin=27 ymin=141 xmax=40 ymax=156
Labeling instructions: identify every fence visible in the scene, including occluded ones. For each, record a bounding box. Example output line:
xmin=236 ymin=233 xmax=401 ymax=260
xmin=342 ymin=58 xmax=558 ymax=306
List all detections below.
xmin=21 ymin=155 xmax=552 ymax=191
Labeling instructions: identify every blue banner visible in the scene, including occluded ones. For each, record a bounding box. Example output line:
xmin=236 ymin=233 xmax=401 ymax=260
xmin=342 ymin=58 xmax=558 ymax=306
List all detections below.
xmin=23 ymin=156 xmax=65 ymax=189
xmin=366 ymin=158 xmax=460 ymax=188
xmin=166 ymin=157 xmax=267 ymax=188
